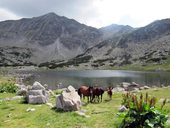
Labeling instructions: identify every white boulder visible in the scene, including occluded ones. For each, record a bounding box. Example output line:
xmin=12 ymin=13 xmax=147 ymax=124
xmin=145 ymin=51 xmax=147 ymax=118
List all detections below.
xmin=56 ymin=85 xmax=81 ymax=111
xmin=119 ymin=105 xmax=128 ymax=112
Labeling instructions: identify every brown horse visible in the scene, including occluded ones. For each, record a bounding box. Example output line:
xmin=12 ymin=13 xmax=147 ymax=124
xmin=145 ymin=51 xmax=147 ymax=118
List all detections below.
xmin=78 ymin=85 xmax=93 ymax=102
xmin=92 ymin=87 xmax=104 ymax=103
xmin=107 ymin=86 xmax=113 ymax=99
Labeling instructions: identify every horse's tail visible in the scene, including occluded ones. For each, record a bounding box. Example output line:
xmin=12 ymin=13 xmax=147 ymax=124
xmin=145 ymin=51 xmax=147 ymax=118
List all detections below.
xmin=78 ymin=88 xmax=81 ymax=97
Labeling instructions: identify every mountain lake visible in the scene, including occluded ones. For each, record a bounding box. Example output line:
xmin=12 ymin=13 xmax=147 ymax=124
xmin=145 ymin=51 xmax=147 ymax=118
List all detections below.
xmin=14 ymin=70 xmax=170 ymax=90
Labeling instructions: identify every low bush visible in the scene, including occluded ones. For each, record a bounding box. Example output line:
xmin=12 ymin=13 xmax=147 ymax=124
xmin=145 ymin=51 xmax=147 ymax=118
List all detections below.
xmin=120 ymin=92 xmax=169 ymax=128
xmin=0 ymin=82 xmax=17 ymax=93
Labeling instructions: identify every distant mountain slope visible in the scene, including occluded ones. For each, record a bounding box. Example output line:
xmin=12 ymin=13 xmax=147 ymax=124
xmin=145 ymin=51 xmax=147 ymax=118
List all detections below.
xmin=60 ymin=18 xmax=170 ymax=68
xmin=0 ymin=12 xmax=102 ymax=65
xmin=118 ymin=18 xmax=170 ymax=47
xmin=100 ymin=24 xmax=134 ymax=39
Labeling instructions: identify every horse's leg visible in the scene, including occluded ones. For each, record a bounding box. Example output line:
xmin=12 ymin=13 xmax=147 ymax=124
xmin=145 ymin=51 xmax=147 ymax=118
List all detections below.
xmin=87 ymin=96 xmax=91 ymax=103
xmin=101 ymin=94 xmax=103 ymax=102
xmin=90 ymin=95 xmax=93 ymax=103
xmin=97 ymin=95 xmax=100 ymax=103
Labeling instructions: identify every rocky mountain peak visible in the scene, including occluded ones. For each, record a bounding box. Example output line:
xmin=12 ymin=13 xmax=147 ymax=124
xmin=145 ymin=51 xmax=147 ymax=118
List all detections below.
xmin=0 ymin=13 xmax=102 ymax=65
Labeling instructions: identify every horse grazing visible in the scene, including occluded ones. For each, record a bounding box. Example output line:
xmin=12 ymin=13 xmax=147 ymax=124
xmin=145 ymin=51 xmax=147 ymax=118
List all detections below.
xmin=92 ymin=87 xmax=104 ymax=103
xmin=107 ymin=86 xmax=113 ymax=99
xmin=78 ymin=85 xmax=93 ymax=103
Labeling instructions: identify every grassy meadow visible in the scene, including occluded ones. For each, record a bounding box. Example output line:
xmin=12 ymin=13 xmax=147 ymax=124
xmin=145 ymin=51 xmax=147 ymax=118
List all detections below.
xmin=0 ymin=86 xmax=170 ymax=128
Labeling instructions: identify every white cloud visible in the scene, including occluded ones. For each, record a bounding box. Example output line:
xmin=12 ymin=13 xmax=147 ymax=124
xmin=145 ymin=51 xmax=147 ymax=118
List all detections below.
xmin=0 ymin=8 xmax=21 ymax=21
xmin=0 ymin=0 xmax=170 ymax=28
xmin=84 ymin=0 xmax=170 ymax=28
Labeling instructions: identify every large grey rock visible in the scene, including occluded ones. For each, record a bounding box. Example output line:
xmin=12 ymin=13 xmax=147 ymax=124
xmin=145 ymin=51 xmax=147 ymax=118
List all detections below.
xmin=56 ymin=86 xmax=81 ymax=111
xmin=26 ymin=81 xmax=48 ymax=104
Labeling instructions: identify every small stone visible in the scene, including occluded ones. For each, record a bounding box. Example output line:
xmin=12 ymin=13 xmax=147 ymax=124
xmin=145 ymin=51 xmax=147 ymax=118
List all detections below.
xmin=75 ymin=110 xmax=90 ymax=118
xmin=143 ymin=86 xmax=150 ymax=89
xmin=26 ymin=108 xmax=35 ymax=112
xmin=139 ymin=87 xmax=144 ymax=90
xmin=119 ymin=105 xmax=127 ymax=112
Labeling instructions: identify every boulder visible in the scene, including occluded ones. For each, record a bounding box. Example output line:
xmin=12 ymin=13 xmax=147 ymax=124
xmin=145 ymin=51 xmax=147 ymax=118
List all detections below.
xmin=119 ymin=105 xmax=127 ymax=112
xmin=143 ymin=86 xmax=150 ymax=89
xmin=56 ymin=85 xmax=81 ymax=111
xmin=26 ymin=81 xmax=48 ymax=104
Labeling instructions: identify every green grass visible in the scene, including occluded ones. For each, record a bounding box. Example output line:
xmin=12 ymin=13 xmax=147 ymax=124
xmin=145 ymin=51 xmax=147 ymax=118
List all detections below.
xmin=111 ymin=63 xmax=170 ymax=71
xmin=0 ymin=88 xmax=170 ymax=128
xmin=110 ymin=57 xmax=170 ymax=71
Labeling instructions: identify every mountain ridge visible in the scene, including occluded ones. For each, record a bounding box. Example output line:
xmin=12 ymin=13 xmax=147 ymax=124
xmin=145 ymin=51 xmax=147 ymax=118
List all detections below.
xmin=0 ymin=12 xmax=170 ymax=68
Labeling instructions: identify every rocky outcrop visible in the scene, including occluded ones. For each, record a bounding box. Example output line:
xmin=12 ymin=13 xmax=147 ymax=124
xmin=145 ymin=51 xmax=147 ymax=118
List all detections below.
xmin=56 ymin=85 xmax=81 ymax=111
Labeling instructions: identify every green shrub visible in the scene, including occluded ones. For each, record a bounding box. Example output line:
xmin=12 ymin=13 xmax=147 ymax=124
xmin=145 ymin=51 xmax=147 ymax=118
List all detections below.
xmin=120 ymin=92 xmax=169 ymax=128
xmin=0 ymin=82 xmax=17 ymax=93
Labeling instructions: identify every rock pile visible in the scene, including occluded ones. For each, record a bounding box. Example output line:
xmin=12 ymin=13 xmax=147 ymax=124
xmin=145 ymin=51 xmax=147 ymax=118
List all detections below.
xmin=111 ymin=82 xmax=151 ymax=94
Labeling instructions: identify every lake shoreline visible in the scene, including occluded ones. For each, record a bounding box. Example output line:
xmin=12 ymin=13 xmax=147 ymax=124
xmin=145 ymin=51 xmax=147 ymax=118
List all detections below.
xmin=1 ymin=64 xmax=170 ymax=72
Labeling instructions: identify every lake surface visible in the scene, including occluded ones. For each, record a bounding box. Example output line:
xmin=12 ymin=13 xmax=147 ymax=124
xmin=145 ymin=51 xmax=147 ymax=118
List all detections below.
xmin=15 ymin=70 xmax=170 ymax=90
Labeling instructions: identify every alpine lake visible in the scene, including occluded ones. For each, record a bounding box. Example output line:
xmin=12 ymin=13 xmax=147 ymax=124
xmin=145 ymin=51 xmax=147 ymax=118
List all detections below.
xmin=16 ymin=70 xmax=170 ymax=90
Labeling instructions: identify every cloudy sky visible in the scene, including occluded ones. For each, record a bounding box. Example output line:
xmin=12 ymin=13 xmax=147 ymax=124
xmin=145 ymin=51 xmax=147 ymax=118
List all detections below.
xmin=0 ymin=0 xmax=170 ymax=28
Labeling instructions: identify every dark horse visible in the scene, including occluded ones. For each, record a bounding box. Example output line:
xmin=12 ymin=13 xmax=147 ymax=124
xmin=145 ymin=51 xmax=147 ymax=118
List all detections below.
xmin=78 ymin=85 xmax=93 ymax=102
xmin=107 ymin=86 xmax=113 ymax=99
xmin=92 ymin=87 xmax=104 ymax=103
